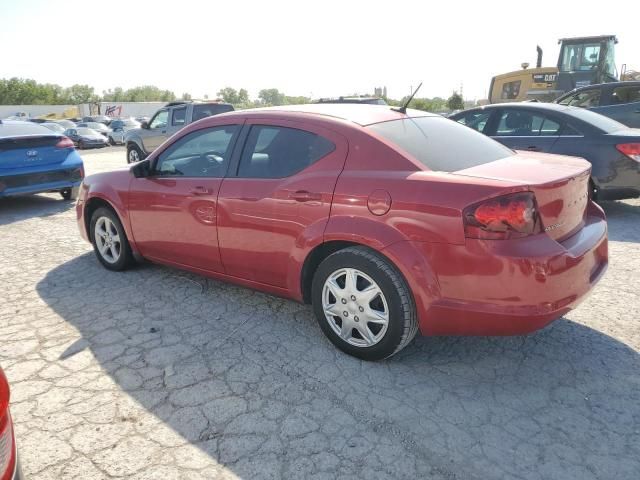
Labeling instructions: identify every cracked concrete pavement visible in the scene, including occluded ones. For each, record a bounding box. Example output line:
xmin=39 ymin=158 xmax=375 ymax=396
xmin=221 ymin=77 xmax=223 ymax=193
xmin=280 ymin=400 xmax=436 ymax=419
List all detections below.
xmin=1 ymin=147 xmax=639 ymax=479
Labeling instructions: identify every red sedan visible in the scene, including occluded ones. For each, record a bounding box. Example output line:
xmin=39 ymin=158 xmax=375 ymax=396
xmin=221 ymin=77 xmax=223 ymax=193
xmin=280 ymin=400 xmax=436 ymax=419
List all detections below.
xmin=0 ymin=368 xmax=22 ymax=480
xmin=76 ymin=104 xmax=608 ymax=360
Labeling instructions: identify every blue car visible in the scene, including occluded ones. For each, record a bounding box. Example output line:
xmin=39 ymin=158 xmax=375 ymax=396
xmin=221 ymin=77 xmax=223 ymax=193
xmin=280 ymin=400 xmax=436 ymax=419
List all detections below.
xmin=449 ymin=103 xmax=640 ymax=200
xmin=0 ymin=120 xmax=84 ymax=200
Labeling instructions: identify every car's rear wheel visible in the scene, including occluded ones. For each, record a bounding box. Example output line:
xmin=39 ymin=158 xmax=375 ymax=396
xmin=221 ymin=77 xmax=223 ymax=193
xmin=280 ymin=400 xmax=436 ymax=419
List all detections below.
xmin=311 ymin=246 xmax=418 ymax=360
xmin=109 ymin=137 xmax=116 ymax=146
xmin=60 ymin=187 xmax=78 ymax=201
xmin=127 ymin=144 xmax=144 ymax=163
xmin=90 ymin=207 xmax=133 ymax=271
xmin=78 ymin=140 xmax=85 ymax=150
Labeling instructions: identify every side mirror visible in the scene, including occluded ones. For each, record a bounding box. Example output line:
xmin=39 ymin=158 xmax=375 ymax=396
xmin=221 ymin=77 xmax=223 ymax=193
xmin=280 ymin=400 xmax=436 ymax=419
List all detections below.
xmin=141 ymin=121 xmax=149 ymax=129
xmin=132 ymin=159 xmax=151 ymax=178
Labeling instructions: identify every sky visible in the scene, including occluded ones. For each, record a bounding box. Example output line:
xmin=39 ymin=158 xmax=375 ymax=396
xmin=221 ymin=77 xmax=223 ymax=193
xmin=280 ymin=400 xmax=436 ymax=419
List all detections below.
xmin=0 ymin=0 xmax=638 ymax=101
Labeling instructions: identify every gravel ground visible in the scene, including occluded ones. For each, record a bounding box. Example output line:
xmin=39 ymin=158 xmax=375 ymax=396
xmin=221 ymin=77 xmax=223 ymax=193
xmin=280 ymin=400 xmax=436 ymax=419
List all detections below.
xmin=1 ymin=147 xmax=639 ymax=480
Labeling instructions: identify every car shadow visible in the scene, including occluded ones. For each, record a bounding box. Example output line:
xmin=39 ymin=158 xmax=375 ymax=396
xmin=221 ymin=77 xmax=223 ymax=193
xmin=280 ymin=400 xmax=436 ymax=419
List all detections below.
xmin=599 ymin=200 xmax=640 ymax=243
xmin=0 ymin=193 xmax=75 ymax=227
xmin=34 ymin=253 xmax=640 ymax=479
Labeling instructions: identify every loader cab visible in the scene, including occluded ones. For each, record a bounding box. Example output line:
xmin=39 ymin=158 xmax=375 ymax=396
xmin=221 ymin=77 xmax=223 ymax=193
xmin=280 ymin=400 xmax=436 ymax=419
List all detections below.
xmin=556 ymin=36 xmax=618 ymax=92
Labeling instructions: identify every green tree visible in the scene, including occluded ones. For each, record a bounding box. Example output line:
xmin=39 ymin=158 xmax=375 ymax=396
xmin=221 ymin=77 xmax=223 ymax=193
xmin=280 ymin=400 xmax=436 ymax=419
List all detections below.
xmin=181 ymin=92 xmax=192 ymax=100
xmin=63 ymin=84 xmax=99 ymax=104
xmin=284 ymin=95 xmax=310 ymax=105
xmin=446 ymin=91 xmax=464 ymax=111
xmin=217 ymin=87 xmax=250 ymax=106
xmin=258 ymin=88 xmax=285 ymax=106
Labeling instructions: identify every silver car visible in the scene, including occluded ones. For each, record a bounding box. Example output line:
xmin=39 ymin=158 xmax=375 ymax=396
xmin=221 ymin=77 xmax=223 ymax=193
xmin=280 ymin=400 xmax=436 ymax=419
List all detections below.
xmin=124 ymin=101 xmax=234 ymax=163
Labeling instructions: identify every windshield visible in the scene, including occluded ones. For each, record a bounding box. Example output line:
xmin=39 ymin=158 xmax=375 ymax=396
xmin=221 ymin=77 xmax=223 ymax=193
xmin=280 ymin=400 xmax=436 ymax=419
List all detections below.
xmin=367 ymin=116 xmax=514 ymax=172
xmin=567 ymin=107 xmax=628 ymax=133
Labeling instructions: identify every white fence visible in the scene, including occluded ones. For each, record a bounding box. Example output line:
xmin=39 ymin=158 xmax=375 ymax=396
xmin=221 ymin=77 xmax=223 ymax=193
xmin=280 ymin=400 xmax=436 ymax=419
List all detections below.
xmin=1 ymin=102 xmax=165 ymax=120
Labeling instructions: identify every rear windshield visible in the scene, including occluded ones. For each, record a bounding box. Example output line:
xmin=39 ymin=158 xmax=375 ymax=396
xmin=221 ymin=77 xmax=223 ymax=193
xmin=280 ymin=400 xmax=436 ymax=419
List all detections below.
xmin=566 ymin=107 xmax=628 ymax=133
xmin=368 ymin=116 xmax=514 ymax=172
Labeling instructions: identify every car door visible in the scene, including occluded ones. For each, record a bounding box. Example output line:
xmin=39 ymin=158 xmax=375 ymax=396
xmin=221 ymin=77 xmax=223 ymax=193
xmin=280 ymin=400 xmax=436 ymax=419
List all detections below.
xmin=141 ymin=109 xmax=170 ymax=152
xmin=217 ymin=119 xmax=348 ymax=288
xmin=128 ymin=124 xmax=241 ymax=272
xmin=489 ymin=108 xmax=562 ymax=153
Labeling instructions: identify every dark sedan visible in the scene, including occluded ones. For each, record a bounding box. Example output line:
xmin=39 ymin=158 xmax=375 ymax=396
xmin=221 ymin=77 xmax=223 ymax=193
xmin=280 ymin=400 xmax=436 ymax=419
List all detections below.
xmin=450 ymin=103 xmax=640 ymax=200
xmin=555 ymin=81 xmax=640 ymax=128
xmin=64 ymin=127 xmax=109 ymax=149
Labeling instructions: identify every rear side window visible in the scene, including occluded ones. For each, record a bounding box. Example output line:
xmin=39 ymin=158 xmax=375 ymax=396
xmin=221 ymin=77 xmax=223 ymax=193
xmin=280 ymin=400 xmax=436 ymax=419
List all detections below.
xmin=611 ymin=86 xmax=640 ymax=104
xmin=238 ymin=125 xmax=335 ymax=178
xmin=567 ymin=107 xmax=627 ymax=133
xmin=192 ymin=104 xmax=234 ymax=122
xmin=496 ymin=110 xmax=561 ymax=136
xmin=368 ymin=116 xmax=513 ymax=172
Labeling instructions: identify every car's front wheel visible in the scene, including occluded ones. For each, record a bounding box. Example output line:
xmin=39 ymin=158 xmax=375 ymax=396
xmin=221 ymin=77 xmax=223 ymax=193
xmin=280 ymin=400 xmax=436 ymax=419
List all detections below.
xmin=109 ymin=137 xmax=116 ymax=146
xmin=311 ymin=246 xmax=418 ymax=361
xmin=90 ymin=207 xmax=133 ymax=271
xmin=127 ymin=144 xmax=144 ymax=163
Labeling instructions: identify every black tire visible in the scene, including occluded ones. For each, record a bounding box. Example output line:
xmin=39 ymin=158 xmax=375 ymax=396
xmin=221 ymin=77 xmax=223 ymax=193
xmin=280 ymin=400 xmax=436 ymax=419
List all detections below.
xmin=311 ymin=246 xmax=418 ymax=361
xmin=90 ymin=207 xmax=133 ymax=271
xmin=60 ymin=187 xmax=79 ymax=201
xmin=127 ymin=144 xmax=145 ymax=164
xmin=109 ymin=137 xmax=116 ymax=146
xmin=78 ymin=140 xmax=85 ymax=150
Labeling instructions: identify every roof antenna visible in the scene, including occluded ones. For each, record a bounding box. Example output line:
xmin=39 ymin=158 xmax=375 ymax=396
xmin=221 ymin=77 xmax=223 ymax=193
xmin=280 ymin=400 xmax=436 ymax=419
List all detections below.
xmin=392 ymin=82 xmax=423 ymax=114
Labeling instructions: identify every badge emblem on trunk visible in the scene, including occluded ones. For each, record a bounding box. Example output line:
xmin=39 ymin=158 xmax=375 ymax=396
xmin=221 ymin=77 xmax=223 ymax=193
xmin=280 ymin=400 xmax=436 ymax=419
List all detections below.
xmin=26 ymin=150 xmax=38 ymax=157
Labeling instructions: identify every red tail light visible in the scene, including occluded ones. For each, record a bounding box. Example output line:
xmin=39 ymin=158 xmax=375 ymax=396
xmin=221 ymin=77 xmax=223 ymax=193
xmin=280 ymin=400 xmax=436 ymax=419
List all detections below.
xmin=56 ymin=136 xmax=75 ymax=149
xmin=464 ymin=192 xmax=541 ymax=239
xmin=616 ymin=143 xmax=640 ymax=162
xmin=0 ymin=370 xmax=15 ymax=480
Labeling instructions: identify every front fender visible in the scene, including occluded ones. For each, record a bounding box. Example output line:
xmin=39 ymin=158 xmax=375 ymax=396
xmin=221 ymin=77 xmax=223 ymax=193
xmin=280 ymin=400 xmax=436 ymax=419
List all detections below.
xmin=124 ymin=130 xmax=146 ymax=153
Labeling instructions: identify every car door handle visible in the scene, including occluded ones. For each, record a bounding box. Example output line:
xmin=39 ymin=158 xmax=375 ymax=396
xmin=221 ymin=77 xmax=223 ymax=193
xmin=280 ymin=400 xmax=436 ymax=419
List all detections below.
xmin=289 ymin=190 xmax=322 ymax=202
xmin=190 ymin=186 xmax=210 ymax=196
xmin=526 ymin=146 xmax=540 ymax=151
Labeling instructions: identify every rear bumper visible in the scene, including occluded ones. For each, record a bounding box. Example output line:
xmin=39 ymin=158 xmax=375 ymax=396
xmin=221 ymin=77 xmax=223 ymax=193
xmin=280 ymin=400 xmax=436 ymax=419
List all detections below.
xmin=395 ymin=204 xmax=608 ymax=336
xmin=0 ymin=164 xmax=83 ymax=198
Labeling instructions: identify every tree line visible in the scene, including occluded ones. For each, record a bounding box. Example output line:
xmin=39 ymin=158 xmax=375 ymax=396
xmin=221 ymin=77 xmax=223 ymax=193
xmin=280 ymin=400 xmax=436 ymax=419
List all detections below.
xmin=0 ymin=77 xmax=466 ymax=112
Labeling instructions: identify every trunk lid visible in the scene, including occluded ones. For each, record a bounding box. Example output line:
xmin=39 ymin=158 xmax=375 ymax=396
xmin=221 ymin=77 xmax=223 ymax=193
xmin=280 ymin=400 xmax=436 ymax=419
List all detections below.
xmin=0 ymin=135 xmax=70 ymax=169
xmin=454 ymin=152 xmax=591 ymax=241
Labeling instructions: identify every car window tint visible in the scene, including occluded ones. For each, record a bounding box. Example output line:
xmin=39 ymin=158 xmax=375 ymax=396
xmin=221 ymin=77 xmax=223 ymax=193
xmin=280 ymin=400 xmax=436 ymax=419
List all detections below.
xmin=455 ymin=110 xmax=492 ymax=133
xmin=238 ymin=125 xmax=335 ymax=178
xmin=562 ymin=124 xmax=583 ymax=136
xmin=155 ymin=126 xmax=239 ymax=177
xmin=611 ymin=86 xmax=640 ymax=104
xmin=496 ymin=111 xmax=559 ymax=136
xmin=172 ymin=107 xmax=186 ymax=126
xmin=149 ymin=110 xmax=168 ymax=129
xmin=368 ymin=116 xmax=513 ymax=172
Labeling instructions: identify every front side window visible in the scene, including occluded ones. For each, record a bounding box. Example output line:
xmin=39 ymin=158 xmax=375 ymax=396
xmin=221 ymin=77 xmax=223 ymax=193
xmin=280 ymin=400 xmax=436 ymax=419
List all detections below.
xmin=496 ymin=110 xmax=560 ymax=136
xmin=238 ymin=125 xmax=335 ymax=178
xmin=563 ymin=89 xmax=601 ymax=108
xmin=455 ymin=110 xmax=492 ymax=133
xmin=368 ymin=116 xmax=513 ymax=172
xmin=149 ymin=110 xmax=168 ymax=129
xmin=501 ymin=80 xmax=521 ymax=100
xmin=155 ymin=125 xmax=239 ymax=177
xmin=171 ymin=107 xmax=186 ymax=126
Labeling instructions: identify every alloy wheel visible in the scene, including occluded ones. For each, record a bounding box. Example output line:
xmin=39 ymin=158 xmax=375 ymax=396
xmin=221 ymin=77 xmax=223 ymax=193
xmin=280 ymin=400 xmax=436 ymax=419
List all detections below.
xmin=322 ymin=268 xmax=389 ymax=347
xmin=94 ymin=217 xmax=122 ymax=264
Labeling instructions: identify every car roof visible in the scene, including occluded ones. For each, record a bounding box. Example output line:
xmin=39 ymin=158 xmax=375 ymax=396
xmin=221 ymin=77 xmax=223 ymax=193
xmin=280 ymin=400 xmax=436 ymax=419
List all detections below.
xmin=459 ymin=102 xmax=583 ymax=114
xmin=220 ymin=104 xmax=436 ymax=127
xmin=0 ymin=120 xmax=59 ymax=139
